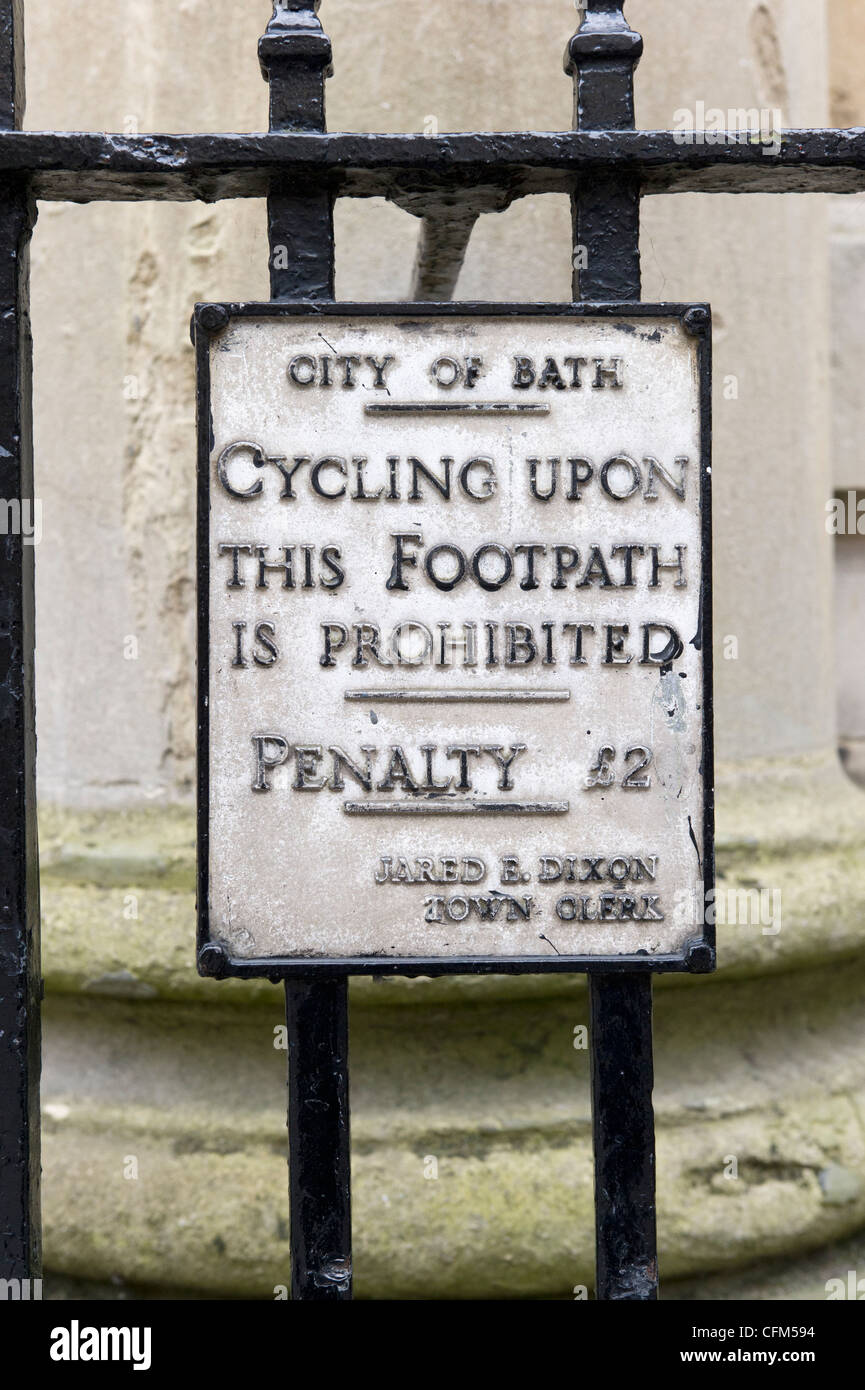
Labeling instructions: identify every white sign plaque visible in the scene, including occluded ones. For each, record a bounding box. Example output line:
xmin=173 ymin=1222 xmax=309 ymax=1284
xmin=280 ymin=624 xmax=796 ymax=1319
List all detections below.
xmin=196 ymin=304 xmax=713 ymax=975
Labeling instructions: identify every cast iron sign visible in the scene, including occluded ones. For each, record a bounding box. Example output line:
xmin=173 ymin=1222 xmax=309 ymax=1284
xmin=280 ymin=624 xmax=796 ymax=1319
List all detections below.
xmin=195 ymin=302 xmax=713 ymax=976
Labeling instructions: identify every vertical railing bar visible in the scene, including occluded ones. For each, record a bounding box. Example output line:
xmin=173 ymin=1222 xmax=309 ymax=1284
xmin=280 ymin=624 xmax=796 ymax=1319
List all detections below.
xmin=261 ymin=1 xmax=335 ymax=303
xmin=567 ymin=1 xmax=642 ymax=303
xmin=566 ymin=0 xmax=659 ymax=1302
xmin=259 ymin=2 xmax=352 ymax=1301
xmin=284 ymin=976 xmax=351 ymax=1298
xmin=0 ymin=0 xmax=41 ymax=1285
xmin=588 ymin=973 xmax=657 ymax=1299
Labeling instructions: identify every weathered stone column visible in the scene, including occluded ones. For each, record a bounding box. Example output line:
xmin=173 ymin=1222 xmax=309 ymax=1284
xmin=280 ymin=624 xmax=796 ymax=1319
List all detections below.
xmin=28 ymin=0 xmax=865 ymax=1297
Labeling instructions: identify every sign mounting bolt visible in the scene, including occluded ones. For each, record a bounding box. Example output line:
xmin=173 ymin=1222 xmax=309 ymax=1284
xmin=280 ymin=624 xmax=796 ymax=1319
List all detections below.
xmin=683 ymin=306 xmax=710 ymax=336
xmin=198 ymin=304 xmax=230 ymax=335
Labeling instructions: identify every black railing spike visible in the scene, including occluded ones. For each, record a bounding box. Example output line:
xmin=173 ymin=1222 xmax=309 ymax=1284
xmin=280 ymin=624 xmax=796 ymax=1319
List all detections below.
xmin=565 ymin=0 xmax=643 ymax=131
xmin=259 ymin=2 xmax=333 ymax=113
xmin=259 ymin=0 xmax=334 ymax=297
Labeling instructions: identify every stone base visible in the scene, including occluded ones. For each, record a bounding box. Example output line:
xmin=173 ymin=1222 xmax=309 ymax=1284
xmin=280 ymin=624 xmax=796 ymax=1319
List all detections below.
xmin=38 ymin=753 xmax=865 ymax=1298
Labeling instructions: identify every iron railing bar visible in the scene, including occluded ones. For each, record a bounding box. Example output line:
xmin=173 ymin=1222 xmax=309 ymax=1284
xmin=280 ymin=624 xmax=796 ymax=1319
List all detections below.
xmin=568 ymin=0 xmax=659 ymax=1302
xmin=0 ymin=0 xmax=41 ymax=1287
xmin=589 ymin=975 xmax=657 ymax=1298
xmin=0 ymin=130 xmax=860 ymax=202
xmin=259 ymin=1 xmax=352 ymax=1303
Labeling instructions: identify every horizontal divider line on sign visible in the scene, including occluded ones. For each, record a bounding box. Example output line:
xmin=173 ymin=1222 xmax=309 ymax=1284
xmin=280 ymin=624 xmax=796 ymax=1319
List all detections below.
xmin=363 ymin=402 xmax=550 ymax=415
xmin=344 ymin=688 xmax=571 ymax=703
xmin=342 ymin=800 xmax=570 ymax=815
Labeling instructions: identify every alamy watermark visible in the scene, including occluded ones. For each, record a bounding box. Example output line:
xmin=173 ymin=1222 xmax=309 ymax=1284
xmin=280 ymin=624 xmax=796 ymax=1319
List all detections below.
xmin=673 ymin=883 xmax=781 ymax=935
xmin=825 ymin=1270 xmax=865 ymax=1300
xmin=673 ymin=104 xmax=784 ymax=157
xmin=0 ymin=497 xmax=41 ymax=545
xmin=826 ymin=491 xmax=865 ymax=535
xmin=0 ymin=1276 xmax=42 ymax=1300
xmin=49 ymin=1320 xmax=151 ymax=1371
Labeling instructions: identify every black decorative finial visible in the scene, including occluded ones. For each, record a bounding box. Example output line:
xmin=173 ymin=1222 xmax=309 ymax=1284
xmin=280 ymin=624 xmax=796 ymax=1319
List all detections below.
xmin=259 ymin=2 xmax=333 ymax=132
xmin=564 ymin=1 xmax=643 ymax=131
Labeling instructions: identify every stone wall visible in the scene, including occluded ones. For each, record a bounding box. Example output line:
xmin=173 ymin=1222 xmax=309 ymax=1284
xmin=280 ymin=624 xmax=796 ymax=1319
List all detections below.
xmin=26 ymin=0 xmax=865 ymax=1298
xmin=828 ymin=0 xmax=865 ymax=783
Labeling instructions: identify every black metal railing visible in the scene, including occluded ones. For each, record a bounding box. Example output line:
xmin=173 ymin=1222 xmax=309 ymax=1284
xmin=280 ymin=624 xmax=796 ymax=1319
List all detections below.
xmin=0 ymin=0 xmax=853 ymax=1301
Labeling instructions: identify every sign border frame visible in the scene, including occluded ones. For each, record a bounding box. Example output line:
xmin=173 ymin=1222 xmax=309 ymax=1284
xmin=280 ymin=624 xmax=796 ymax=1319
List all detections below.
xmin=194 ymin=300 xmax=714 ymax=980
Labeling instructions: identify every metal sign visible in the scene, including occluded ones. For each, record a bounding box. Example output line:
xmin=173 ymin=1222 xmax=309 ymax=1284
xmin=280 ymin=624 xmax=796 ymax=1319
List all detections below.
xmin=195 ymin=302 xmax=713 ymax=977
